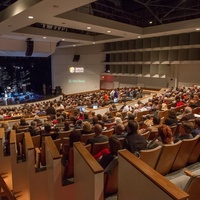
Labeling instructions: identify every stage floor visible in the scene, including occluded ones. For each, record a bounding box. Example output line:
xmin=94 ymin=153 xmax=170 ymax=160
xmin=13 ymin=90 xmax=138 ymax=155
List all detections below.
xmin=0 ymin=93 xmax=58 ymax=106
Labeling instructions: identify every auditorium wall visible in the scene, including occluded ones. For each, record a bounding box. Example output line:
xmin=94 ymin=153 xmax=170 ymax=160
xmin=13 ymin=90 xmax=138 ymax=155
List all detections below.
xmin=51 ymin=44 xmax=105 ymax=95
xmin=51 ymin=44 xmax=200 ymax=94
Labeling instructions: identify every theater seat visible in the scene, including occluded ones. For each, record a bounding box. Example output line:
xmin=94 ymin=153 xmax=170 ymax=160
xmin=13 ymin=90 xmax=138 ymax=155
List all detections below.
xmin=92 ymin=141 xmax=109 ymax=156
xmin=140 ymin=145 xmax=162 ymax=169
xmin=184 ymin=170 xmax=200 ymax=200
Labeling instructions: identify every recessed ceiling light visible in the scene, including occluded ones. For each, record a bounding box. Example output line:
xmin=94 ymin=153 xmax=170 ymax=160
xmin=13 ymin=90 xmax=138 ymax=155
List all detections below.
xmin=62 ymin=39 xmax=65 ymax=41
xmin=73 ymin=45 xmax=76 ymax=47
xmin=93 ymin=42 xmax=95 ymax=44
xmin=196 ymin=28 xmax=200 ymax=31
xmin=28 ymin=16 xmax=33 ymax=19
xmin=43 ymin=37 xmax=46 ymax=39
xmin=149 ymin=21 xmax=152 ymax=24
xmin=138 ymin=36 xmax=141 ymax=38
xmin=107 ymin=30 xmax=111 ymax=33
xmin=87 ymin=27 xmax=91 ymax=30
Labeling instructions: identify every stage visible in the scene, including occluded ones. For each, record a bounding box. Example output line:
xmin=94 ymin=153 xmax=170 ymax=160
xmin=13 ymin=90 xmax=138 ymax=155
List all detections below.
xmin=0 ymin=92 xmax=57 ymax=106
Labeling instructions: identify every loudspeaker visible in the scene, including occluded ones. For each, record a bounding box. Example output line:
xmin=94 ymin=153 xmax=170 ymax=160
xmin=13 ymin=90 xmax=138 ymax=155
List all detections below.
xmin=73 ymin=54 xmax=80 ymax=62
xmin=55 ymin=86 xmax=62 ymax=95
xmin=25 ymin=40 xmax=34 ymax=56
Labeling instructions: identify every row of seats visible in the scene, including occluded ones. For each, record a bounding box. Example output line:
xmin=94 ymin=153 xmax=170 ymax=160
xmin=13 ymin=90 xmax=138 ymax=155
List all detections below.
xmin=140 ymin=135 xmax=200 ymax=175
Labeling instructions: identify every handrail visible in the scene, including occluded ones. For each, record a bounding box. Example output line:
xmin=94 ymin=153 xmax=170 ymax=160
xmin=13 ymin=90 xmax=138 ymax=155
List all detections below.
xmin=74 ymin=142 xmax=104 ymax=174
xmin=0 ymin=175 xmax=17 ymax=200
xmin=119 ymin=149 xmax=189 ymax=200
xmin=45 ymin=136 xmax=60 ymax=160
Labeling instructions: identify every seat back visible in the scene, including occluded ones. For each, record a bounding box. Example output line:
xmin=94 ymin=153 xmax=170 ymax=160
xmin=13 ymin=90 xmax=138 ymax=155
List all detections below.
xmin=58 ymin=130 xmax=72 ymax=144
xmin=187 ymin=136 xmax=200 ymax=164
xmin=155 ymin=141 xmax=182 ymax=175
xmin=92 ymin=141 xmax=109 ymax=155
xmin=85 ymin=143 xmax=92 ymax=153
xmin=192 ymin=106 xmax=200 ymax=114
xmin=170 ymin=125 xmax=177 ymax=136
xmin=16 ymin=132 xmax=24 ymax=156
xmin=184 ymin=171 xmax=200 ymax=200
xmin=141 ymin=131 xmax=150 ymax=140
xmin=171 ymin=136 xmax=199 ymax=171
xmin=104 ymin=122 xmax=116 ymax=130
xmin=81 ymin=133 xmax=95 ymax=144
xmin=102 ymin=129 xmax=114 ymax=138
xmin=104 ymin=157 xmax=118 ymax=197
xmin=54 ymin=138 xmax=61 ymax=153
xmin=140 ymin=145 xmax=162 ymax=169
xmin=31 ymin=135 xmax=41 ymax=148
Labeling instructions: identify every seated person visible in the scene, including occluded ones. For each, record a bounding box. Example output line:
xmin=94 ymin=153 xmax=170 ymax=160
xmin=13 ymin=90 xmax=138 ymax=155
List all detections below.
xmin=179 ymin=106 xmax=195 ymax=122
xmin=86 ymin=124 xmax=108 ymax=145
xmin=123 ymin=120 xmax=147 ymax=155
xmin=94 ymin=137 xmax=122 ymax=169
xmin=28 ymin=121 xmax=40 ymax=136
xmin=191 ymin=117 xmax=200 ymax=137
xmin=81 ymin=121 xmax=93 ymax=134
xmin=148 ymin=124 xmax=174 ymax=149
xmin=114 ymin=124 xmax=126 ymax=138
xmin=19 ymin=117 xmax=29 ymax=127
xmin=164 ymin=110 xmax=178 ymax=126
xmin=174 ymin=121 xmax=194 ymax=143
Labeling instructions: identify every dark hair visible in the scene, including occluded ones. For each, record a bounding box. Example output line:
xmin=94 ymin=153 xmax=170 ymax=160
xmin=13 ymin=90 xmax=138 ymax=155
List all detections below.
xmin=69 ymin=130 xmax=81 ymax=147
xmin=181 ymin=121 xmax=194 ymax=134
xmin=158 ymin=124 xmax=173 ymax=144
xmin=153 ymin=115 xmax=160 ymax=125
xmin=127 ymin=120 xmax=138 ymax=134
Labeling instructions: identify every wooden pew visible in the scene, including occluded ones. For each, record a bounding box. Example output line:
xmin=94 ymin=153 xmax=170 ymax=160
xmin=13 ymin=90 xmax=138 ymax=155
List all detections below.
xmin=73 ymin=142 xmax=104 ymax=200
xmin=118 ymin=149 xmax=189 ymax=200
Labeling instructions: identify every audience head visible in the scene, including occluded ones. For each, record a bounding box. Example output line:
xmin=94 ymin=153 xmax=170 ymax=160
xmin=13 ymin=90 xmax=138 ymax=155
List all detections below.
xmin=1 ymin=122 xmax=9 ymax=131
xmin=158 ymin=124 xmax=173 ymax=144
xmin=179 ymin=121 xmax=194 ymax=135
xmin=126 ymin=120 xmax=138 ymax=135
xmin=69 ymin=130 xmax=81 ymax=147
xmin=115 ymin=117 xmax=122 ymax=125
xmin=64 ymin=121 xmax=70 ymax=131
xmin=94 ymin=124 xmax=103 ymax=136
xmin=153 ymin=115 xmax=161 ymax=125
xmin=82 ymin=121 xmax=92 ymax=132
xmin=184 ymin=106 xmax=192 ymax=114
xmin=115 ymin=124 xmax=125 ymax=135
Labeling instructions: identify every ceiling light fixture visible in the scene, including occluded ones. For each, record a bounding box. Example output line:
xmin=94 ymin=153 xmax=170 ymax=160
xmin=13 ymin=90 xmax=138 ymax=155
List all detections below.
xmin=93 ymin=42 xmax=95 ymax=44
xmin=107 ymin=30 xmax=111 ymax=33
xmin=62 ymin=39 xmax=65 ymax=41
xmin=87 ymin=27 xmax=91 ymax=30
xmin=196 ymin=28 xmax=200 ymax=31
xmin=149 ymin=21 xmax=152 ymax=24
xmin=43 ymin=37 xmax=46 ymax=39
xmin=73 ymin=45 xmax=76 ymax=47
xmin=138 ymin=36 xmax=141 ymax=38
xmin=28 ymin=16 xmax=33 ymax=19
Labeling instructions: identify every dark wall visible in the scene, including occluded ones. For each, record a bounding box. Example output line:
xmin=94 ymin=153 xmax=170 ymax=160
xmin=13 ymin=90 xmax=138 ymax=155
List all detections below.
xmin=0 ymin=56 xmax=52 ymax=95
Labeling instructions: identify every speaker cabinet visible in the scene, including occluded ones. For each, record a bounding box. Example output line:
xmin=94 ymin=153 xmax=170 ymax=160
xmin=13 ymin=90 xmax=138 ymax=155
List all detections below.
xmin=25 ymin=40 xmax=34 ymax=56
xmin=55 ymin=86 xmax=62 ymax=95
xmin=73 ymin=54 xmax=80 ymax=62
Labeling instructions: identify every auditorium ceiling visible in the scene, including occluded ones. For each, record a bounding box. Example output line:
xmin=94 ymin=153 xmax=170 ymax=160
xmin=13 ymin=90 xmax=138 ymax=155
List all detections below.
xmin=0 ymin=0 xmax=200 ymax=55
